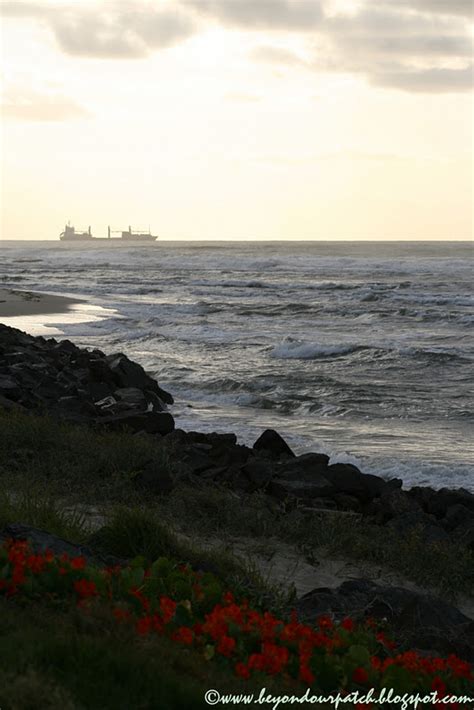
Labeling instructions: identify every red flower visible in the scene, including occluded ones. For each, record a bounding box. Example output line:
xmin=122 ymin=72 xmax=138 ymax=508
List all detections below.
xmin=341 ymin=617 xmax=354 ymax=632
xmin=217 ymin=635 xmax=236 ymax=657
xmin=26 ymin=554 xmax=45 ymax=574
xmin=136 ymin=616 xmax=152 ymax=635
xmin=70 ymin=556 xmax=86 ymax=571
xmin=235 ymin=662 xmax=250 ymax=679
xmin=160 ymin=596 xmax=176 ymax=623
xmin=318 ymin=614 xmax=334 ymax=631
xmin=223 ymin=591 xmax=234 ymax=604
xmin=353 ymin=667 xmax=369 ymax=685
xmin=11 ymin=565 xmax=25 ymax=586
xmin=73 ymin=579 xmax=98 ymax=598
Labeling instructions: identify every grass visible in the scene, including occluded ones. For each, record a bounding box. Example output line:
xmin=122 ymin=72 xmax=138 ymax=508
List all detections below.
xmin=0 ymin=407 xmax=473 ymax=601
xmin=0 ymin=408 xmax=178 ymax=503
xmin=158 ymin=483 xmax=474 ymax=600
xmin=89 ymin=506 xmax=296 ymax=615
xmin=0 ymin=489 xmax=88 ymax=543
xmin=0 ymin=598 xmax=260 ymax=710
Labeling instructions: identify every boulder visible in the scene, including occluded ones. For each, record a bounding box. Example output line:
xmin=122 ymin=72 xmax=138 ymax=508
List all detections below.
xmin=241 ymin=460 xmax=274 ymax=490
xmin=96 ymin=411 xmax=175 ymax=435
xmin=106 ymin=353 xmax=173 ymax=405
xmin=324 ymin=463 xmax=388 ymax=501
xmin=0 ymin=523 xmax=123 ymax=567
xmin=296 ymin=578 xmax=473 ymax=659
xmin=132 ymin=462 xmax=174 ymax=494
xmin=269 ymin=472 xmax=335 ymax=500
xmin=252 ymin=429 xmax=295 ymax=459
xmin=114 ymin=387 xmax=148 ymax=410
xmin=374 ymin=489 xmax=422 ymax=522
xmin=386 ymin=511 xmax=450 ymax=544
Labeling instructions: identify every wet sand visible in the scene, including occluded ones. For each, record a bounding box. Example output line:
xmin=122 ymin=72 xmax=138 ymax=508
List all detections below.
xmin=0 ymin=289 xmax=81 ymax=318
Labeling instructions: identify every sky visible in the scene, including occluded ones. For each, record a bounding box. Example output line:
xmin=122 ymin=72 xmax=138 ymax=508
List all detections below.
xmin=0 ymin=0 xmax=473 ymax=241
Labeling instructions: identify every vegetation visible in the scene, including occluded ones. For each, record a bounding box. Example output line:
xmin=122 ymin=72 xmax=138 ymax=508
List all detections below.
xmin=1 ymin=408 xmax=473 ymax=600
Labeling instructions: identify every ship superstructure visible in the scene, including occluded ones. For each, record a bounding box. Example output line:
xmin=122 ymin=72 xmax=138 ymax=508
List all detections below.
xmin=59 ymin=223 xmax=158 ymax=242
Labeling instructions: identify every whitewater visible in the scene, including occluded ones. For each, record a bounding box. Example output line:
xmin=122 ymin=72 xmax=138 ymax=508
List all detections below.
xmin=1 ymin=240 xmax=473 ymax=490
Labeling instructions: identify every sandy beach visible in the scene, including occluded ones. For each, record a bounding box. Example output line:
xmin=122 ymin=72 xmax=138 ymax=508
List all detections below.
xmin=0 ymin=288 xmax=80 ymax=318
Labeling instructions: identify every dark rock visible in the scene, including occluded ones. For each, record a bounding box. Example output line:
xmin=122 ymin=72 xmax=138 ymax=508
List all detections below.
xmin=114 ymin=387 xmax=148 ymax=410
xmin=324 ymin=463 xmax=388 ymax=501
xmin=332 ymin=493 xmax=363 ymax=512
xmin=106 ymin=353 xmax=173 ymax=404
xmin=241 ymin=459 xmax=274 ymax=490
xmin=253 ymin=429 xmax=295 ymax=459
xmin=444 ymin=504 xmax=474 ymax=532
xmin=386 ymin=511 xmax=450 ymax=544
xmin=296 ymin=578 xmax=473 ymax=660
xmin=269 ymin=472 xmax=335 ymax=500
xmin=0 ymin=394 xmax=25 ymax=411
xmin=97 ymin=411 xmax=175 ymax=435
xmin=0 ymin=376 xmax=21 ymax=400
xmin=375 ymin=489 xmax=422 ymax=522
xmin=132 ymin=462 xmax=174 ymax=494
xmin=0 ymin=523 xmax=123 ymax=567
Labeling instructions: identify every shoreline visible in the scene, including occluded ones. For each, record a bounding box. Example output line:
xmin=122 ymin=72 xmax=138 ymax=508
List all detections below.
xmin=0 ymin=288 xmax=81 ymax=318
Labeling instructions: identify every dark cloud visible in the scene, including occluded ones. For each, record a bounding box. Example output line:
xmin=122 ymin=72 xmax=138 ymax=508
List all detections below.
xmin=183 ymin=0 xmax=323 ymax=31
xmin=1 ymin=89 xmax=91 ymax=121
xmin=371 ymin=63 xmax=473 ymax=93
xmin=1 ymin=1 xmax=197 ymax=58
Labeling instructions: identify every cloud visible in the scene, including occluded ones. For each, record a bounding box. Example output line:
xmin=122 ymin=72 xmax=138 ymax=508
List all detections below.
xmin=371 ymin=63 xmax=474 ymax=93
xmin=376 ymin=0 xmax=474 ymax=19
xmin=183 ymin=0 xmax=323 ymax=31
xmin=1 ymin=1 xmax=197 ymax=58
xmin=249 ymin=45 xmax=308 ymax=67
xmin=1 ymin=88 xmax=91 ymax=121
xmin=320 ymin=5 xmax=473 ymax=92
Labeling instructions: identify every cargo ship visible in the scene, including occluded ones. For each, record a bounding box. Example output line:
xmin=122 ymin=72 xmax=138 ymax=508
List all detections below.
xmin=59 ymin=223 xmax=157 ymax=242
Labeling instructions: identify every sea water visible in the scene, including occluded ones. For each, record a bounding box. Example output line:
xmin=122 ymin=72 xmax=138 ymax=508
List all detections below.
xmin=1 ymin=240 xmax=473 ymax=490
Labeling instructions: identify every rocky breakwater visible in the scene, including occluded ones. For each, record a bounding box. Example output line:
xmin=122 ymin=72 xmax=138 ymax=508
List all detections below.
xmin=0 ymin=323 xmax=174 ymax=435
xmin=154 ymin=427 xmax=474 ymax=554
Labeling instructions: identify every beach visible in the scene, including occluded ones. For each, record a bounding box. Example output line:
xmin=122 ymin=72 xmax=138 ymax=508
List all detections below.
xmin=1 ymin=240 xmax=472 ymax=491
xmin=0 ymin=288 xmax=80 ymax=318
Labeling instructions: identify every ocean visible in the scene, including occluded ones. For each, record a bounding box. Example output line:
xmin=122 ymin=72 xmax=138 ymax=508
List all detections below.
xmin=1 ymin=240 xmax=473 ymax=490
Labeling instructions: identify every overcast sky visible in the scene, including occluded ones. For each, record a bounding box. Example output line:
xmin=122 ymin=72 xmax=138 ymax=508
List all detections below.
xmin=1 ymin=0 xmax=472 ymax=240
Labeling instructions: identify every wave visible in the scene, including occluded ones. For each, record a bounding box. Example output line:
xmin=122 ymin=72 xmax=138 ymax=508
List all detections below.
xmin=270 ymin=341 xmax=361 ymax=360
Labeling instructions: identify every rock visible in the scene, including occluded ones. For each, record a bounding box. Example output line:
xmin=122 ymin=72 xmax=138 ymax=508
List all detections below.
xmin=97 ymin=411 xmax=175 ymax=435
xmin=444 ymin=504 xmax=474 ymax=532
xmin=252 ymin=429 xmax=295 ymax=459
xmin=374 ymin=489 xmax=422 ymax=522
xmin=296 ymin=578 xmax=473 ymax=659
xmin=269 ymin=472 xmax=335 ymax=500
xmin=0 ymin=394 xmax=25 ymax=411
xmin=277 ymin=452 xmax=330 ymax=477
xmin=132 ymin=462 xmax=174 ymax=494
xmin=0 ymin=324 xmax=174 ymax=430
xmin=410 ymin=486 xmax=474 ymax=519
xmin=0 ymin=376 xmax=21 ymax=400
xmin=241 ymin=460 xmax=274 ymax=490
xmin=386 ymin=511 xmax=450 ymax=544
xmin=0 ymin=523 xmax=123 ymax=567
xmin=114 ymin=387 xmax=148 ymax=410
xmin=106 ymin=353 xmax=173 ymax=405
xmin=324 ymin=463 xmax=388 ymax=501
